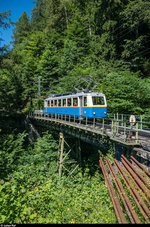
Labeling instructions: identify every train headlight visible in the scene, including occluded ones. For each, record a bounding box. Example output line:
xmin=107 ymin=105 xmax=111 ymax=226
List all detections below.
xmin=104 ymin=112 xmax=106 ymax=115
xmin=93 ymin=112 xmax=95 ymax=115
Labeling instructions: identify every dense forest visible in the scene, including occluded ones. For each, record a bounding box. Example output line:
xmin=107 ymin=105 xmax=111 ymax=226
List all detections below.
xmin=0 ymin=0 xmax=150 ymax=224
xmin=0 ymin=0 xmax=150 ymax=114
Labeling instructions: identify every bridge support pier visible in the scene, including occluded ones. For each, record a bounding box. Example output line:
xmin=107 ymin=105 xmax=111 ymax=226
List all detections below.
xmin=57 ymin=132 xmax=82 ymax=177
xmin=58 ymin=132 xmax=64 ymax=177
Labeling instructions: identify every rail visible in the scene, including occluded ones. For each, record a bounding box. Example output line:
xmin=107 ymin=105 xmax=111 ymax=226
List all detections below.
xmin=108 ymin=113 xmax=150 ymax=132
xmin=99 ymin=155 xmax=150 ymax=224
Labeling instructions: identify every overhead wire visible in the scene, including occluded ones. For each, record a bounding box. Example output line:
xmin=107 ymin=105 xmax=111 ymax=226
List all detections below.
xmin=110 ymin=22 xmax=150 ymax=61
xmin=110 ymin=23 xmax=127 ymax=35
xmin=111 ymin=20 xmax=147 ymax=43
xmin=100 ymin=10 xmax=150 ymax=67
xmin=116 ymin=42 xmax=150 ymax=60
xmin=109 ymin=8 xmax=149 ymax=42
xmin=109 ymin=8 xmax=149 ymax=38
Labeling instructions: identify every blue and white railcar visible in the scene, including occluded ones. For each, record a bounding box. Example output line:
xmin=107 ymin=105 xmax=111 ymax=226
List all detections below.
xmin=44 ymin=91 xmax=107 ymax=118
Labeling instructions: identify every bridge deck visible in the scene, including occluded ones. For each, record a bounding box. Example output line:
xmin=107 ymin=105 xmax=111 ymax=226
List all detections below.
xmin=29 ymin=113 xmax=149 ymax=147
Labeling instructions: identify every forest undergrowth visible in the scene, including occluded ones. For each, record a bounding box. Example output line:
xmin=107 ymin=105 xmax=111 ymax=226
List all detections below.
xmin=0 ymin=113 xmax=117 ymax=224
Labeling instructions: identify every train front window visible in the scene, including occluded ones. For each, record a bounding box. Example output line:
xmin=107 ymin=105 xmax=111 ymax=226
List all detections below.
xmin=92 ymin=96 xmax=105 ymax=105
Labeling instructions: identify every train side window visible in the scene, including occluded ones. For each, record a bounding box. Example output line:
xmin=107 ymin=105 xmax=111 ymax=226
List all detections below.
xmin=67 ymin=98 xmax=71 ymax=106
xmin=63 ymin=99 xmax=66 ymax=106
xmin=92 ymin=96 xmax=105 ymax=105
xmin=84 ymin=97 xmax=87 ymax=106
xmin=54 ymin=100 xmax=57 ymax=107
xmin=73 ymin=98 xmax=78 ymax=106
xmin=58 ymin=99 xmax=61 ymax=107
xmin=51 ymin=100 xmax=53 ymax=107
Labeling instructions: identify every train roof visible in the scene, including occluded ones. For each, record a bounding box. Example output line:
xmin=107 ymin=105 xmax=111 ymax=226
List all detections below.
xmin=45 ymin=91 xmax=105 ymax=100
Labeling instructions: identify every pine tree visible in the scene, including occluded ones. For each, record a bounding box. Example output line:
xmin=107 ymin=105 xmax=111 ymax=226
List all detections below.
xmin=0 ymin=10 xmax=12 ymax=56
xmin=31 ymin=0 xmax=46 ymax=31
xmin=0 ymin=10 xmax=11 ymax=31
xmin=12 ymin=11 xmax=30 ymax=45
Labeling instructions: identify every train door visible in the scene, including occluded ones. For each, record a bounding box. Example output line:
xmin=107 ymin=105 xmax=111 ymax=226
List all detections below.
xmin=79 ymin=96 xmax=83 ymax=118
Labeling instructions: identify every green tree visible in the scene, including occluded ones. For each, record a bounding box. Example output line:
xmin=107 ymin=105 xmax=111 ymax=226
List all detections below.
xmin=119 ymin=0 xmax=150 ymax=74
xmin=20 ymin=31 xmax=46 ymax=110
xmin=37 ymin=44 xmax=59 ymax=96
xmin=12 ymin=11 xmax=30 ymax=45
xmin=59 ymin=39 xmax=80 ymax=75
xmin=0 ymin=10 xmax=12 ymax=57
xmin=0 ymin=68 xmax=24 ymax=111
xmin=44 ymin=0 xmax=71 ymax=34
xmin=101 ymin=71 xmax=150 ymax=114
xmin=31 ymin=0 xmax=46 ymax=31
xmin=0 ymin=10 xmax=11 ymax=30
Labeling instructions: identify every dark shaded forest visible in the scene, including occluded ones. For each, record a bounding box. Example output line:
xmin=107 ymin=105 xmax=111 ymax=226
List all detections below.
xmin=0 ymin=0 xmax=150 ymax=224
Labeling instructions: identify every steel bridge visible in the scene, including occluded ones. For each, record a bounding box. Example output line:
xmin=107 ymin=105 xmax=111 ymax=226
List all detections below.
xmin=28 ymin=112 xmax=150 ymax=224
xmin=28 ymin=112 xmax=150 ymax=170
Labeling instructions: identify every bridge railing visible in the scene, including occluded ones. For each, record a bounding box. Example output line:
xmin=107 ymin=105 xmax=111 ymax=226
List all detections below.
xmin=29 ymin=112 xmax=142 ymax=144
xmin=108 ymin=113 xmax=150 ymax=132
